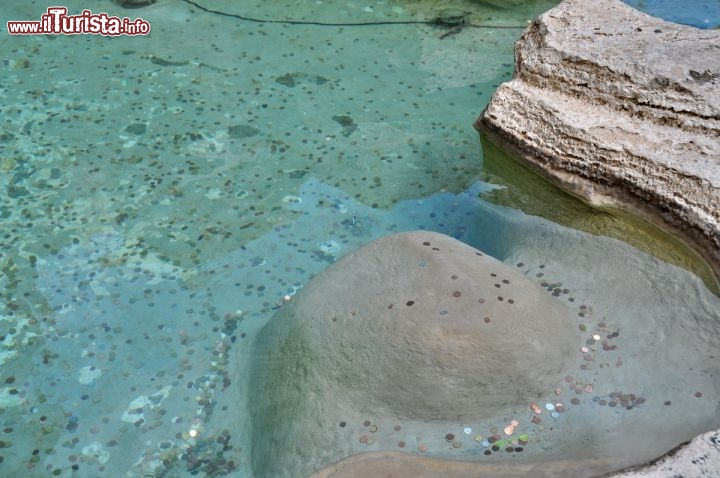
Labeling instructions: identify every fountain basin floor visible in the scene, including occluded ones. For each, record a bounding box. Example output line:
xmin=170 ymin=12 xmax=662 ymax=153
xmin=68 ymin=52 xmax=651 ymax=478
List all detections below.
xmin=0 ymin=0 xmax=717 ymax=477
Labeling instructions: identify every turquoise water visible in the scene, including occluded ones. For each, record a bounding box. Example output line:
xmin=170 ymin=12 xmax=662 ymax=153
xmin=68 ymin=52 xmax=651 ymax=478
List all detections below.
xmin=623 ymin=0 xmax=720 ymax=28
xmin=0 ymin=1 xmax=718 ymax=477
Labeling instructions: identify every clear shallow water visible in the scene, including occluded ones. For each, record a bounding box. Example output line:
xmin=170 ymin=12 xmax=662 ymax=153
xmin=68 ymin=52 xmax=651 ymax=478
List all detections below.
xmin=0 ymin=1 xmax=718 ymax=477
xmin=623 ymin=0 xmax=720 ymax=28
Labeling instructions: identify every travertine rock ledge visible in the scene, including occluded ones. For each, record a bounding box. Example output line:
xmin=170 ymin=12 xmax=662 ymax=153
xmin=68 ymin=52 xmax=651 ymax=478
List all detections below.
xmin=475 ymin=0 xmax=720 ymax=280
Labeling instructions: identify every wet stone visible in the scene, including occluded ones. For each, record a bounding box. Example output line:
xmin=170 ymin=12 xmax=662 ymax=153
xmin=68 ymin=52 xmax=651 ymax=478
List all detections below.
xmin=227 ymin=124 xmax=260 ymax=139
xmin=124 ymin=122 xmax=147 ymax=135
xmin=275 ymin=72 xmax=329 ymax=87
xmin=332 ymin=115 xmax=357 ymax=137
xmin=249 ymin=232 xmax=581 ymax=478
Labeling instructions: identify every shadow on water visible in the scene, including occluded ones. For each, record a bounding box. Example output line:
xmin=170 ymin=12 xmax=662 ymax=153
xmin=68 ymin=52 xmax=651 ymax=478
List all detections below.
xmin=478 ymin=135 xmax=720 ymax=295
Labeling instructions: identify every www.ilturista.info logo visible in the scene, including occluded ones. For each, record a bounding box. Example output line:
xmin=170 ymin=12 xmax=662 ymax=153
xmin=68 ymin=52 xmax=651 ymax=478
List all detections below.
xmin=7 ymin=6 xmax=151 ymax=36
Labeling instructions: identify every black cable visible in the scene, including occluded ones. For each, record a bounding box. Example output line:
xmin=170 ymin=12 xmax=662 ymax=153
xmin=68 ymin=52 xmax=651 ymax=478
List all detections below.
xmin=180 ymin=0 xmax=526 ymax=29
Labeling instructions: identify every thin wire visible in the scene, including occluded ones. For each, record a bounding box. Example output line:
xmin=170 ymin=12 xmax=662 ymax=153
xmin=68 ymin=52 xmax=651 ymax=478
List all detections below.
xmin=180 ymin=0 xmax=526 ymax=29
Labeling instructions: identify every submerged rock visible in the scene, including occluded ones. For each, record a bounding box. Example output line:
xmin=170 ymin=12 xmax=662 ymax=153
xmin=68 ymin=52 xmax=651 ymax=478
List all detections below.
xmin=249 ymin=231 xmax=580 ymax=477
xmin=475 ymin=0 xmax=720 ymax=282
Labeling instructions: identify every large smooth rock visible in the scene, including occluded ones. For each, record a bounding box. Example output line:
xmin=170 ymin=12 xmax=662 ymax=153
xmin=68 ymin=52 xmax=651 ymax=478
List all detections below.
xmin=475 ymin=0 xmax=720 ymax=280
xmin=249 ymin=231 xmax=580 ymax=477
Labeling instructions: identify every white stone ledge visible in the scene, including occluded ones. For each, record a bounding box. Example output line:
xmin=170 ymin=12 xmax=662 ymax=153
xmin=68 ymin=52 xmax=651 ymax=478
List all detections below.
xmin=476 ymin=0 xmax=720 ymax=282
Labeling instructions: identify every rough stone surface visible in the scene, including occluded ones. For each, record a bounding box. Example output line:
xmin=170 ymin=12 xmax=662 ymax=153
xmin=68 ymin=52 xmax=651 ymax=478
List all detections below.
xmin=475 ymin=0 xmax=720 ymax=280
xmin=249 ymin=231 xmax=580 ymax=477
xmin=609 ymin=429 xmax=720 ymax=478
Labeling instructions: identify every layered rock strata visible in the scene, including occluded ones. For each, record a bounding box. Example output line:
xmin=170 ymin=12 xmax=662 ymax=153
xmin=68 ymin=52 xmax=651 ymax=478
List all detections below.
xmin=475 ymin=0 xmax=720 ymax=280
